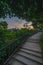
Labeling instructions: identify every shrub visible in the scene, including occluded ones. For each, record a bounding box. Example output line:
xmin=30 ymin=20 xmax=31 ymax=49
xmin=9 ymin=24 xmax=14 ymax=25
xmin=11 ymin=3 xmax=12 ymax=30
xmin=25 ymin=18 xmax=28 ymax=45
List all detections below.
xmin=40 ymin=33 xmax=43 ymax=59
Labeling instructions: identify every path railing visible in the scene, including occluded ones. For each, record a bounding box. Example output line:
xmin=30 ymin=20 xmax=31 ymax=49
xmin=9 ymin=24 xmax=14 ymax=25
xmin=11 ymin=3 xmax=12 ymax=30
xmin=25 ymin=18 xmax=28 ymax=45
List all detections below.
xmin=0 ymin=33 xmax=28 ymax=65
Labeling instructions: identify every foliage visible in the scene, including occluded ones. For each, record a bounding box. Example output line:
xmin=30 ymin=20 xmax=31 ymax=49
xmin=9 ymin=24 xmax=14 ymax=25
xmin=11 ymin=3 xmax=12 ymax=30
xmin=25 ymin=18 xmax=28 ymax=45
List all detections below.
xmin=0 ymin=21 xmax=8 ymax=29
xmin=0 ymin=0 xmax=43 ymax=22
xmin=32 ymin=21 xmax=43 ymax=30
xmin=0 ymin=28 xmax=29 ymax=48
xmin=40 ymin=34 xmax=43 ymax=48
xmin=0 ymin=21 xmax=8 ymax=48
xmin=40 ymin=33 xmax=43 ymax=59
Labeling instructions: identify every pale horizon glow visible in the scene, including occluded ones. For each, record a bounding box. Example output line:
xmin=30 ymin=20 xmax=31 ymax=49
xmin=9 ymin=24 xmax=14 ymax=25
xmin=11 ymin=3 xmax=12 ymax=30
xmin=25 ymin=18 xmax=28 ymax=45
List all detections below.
xmin=0 ymin=17 xmax=32 ymax=29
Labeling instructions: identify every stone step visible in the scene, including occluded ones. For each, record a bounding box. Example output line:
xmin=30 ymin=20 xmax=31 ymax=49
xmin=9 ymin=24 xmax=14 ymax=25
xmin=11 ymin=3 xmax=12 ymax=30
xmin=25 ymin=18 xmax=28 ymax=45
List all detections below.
xmin=17 ymin=51 xmax=42 ymax=64
xmin=20 ymin=48 xmax=42 ymax=58
xmin=8 ymin=58 xmax=24 ymax=65
xmin=28 ymin=38 xmax=39 ymax=41
xmin=13 ymin=54 xmax=40 ymax=65
xmin=6 ymin=63 xmax=10 ymax=65
xmin=29 ymin=32 xmax=42 ymax=40
xmin=27 ymin=38 xmax=39 ymax=41
xmin=27 ymin=39 xmax=39 ymax=43
xmin=22 ymin=45 xmax=41 ymax=53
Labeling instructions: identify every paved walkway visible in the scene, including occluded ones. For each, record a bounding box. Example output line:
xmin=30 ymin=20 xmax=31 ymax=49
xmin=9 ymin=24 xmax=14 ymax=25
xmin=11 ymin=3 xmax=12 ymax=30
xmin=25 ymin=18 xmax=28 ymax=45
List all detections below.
xmin=7 ymin=32 xmax=43 ymax=65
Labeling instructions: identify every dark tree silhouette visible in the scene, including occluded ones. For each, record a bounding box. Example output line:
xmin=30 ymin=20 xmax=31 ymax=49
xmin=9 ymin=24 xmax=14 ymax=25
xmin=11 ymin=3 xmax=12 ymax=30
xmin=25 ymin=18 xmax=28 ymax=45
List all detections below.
xmin=0 ymin=21 xmax=8 ymax=29
xmin=0 ymin=0 xmax=43 ymax=22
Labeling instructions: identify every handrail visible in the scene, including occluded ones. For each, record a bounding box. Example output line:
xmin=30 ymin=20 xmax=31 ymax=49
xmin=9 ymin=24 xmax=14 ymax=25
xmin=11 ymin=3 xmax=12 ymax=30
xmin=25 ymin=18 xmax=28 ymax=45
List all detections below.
xmin=0 ymin=37 xmax=22 ymax=51
xmin=0 ymin=33 xmax=28 ymax=51
xmin=0 ymin=33 xmax=28 ymax=65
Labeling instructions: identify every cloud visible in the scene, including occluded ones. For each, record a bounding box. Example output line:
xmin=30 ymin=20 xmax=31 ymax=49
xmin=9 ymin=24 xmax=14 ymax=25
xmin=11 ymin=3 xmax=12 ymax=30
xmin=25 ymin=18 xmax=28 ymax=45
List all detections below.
xmin=0 ymin=16 xmax=28 ymax=29
xmin=0 ymin=16 xmax=32 ymax=29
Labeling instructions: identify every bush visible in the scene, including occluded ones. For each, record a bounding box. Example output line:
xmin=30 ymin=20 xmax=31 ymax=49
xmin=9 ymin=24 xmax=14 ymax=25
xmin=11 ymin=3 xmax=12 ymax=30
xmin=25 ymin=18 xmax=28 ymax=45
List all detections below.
xmin=40 ymin=33 xmax=43 ymax=59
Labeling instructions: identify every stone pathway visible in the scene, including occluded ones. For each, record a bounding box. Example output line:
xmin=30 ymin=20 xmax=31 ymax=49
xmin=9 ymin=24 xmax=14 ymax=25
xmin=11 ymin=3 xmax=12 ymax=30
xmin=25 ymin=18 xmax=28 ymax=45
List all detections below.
xmin=7 ymin=32 xmax=43 ymax=65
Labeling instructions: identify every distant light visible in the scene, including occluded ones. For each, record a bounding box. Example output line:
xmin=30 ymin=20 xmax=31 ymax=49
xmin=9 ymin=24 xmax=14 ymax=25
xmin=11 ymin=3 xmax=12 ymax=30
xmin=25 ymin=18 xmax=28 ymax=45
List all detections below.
xmin=28 ymin=25 xmax=34 ymax=30
xmin=30 ymin=26 xmax=34 ymax=29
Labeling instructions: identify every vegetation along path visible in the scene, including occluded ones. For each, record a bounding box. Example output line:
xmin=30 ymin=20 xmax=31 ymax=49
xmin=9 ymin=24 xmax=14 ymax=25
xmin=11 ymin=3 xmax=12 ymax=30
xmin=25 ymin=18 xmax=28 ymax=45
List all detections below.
xmin=6 ymin=32 xmax=43 ymax=65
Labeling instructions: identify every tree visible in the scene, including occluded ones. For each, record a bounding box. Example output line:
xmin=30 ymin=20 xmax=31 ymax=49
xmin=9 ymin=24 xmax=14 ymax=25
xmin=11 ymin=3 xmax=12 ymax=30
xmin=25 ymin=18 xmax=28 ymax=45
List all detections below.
xmin=0 ymin=21 xmax=8 ymax=45
xmin=0 ymin=21 xmax=8 ymax=29
xmin=0 ymin=0 xmax=43 ymax=22
xmin=32 ymin=20 xmax=43 ymax=29
xmin=0 ymin=25 xmax=5 ymax=44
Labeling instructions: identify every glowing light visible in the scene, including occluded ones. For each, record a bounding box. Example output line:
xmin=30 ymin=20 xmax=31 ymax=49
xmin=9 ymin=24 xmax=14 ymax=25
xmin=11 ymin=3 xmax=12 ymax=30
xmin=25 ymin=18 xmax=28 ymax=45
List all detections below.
xmin=28 ymin=25 xmax=34 ymax=30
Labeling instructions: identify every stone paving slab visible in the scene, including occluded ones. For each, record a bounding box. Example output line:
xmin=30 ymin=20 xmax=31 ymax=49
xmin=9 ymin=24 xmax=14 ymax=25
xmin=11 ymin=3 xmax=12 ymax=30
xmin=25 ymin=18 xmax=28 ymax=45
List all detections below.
xmin=8 ymin=58 xmax=23 ymax=65
xmin=29 ymin=32 xmax=42 ymax=40
xmin=20 ymin=48 xmax=42 ymax=57
xmin=13 ymin=54 xmax=40 ymax=65
xmin=17 ymin=51 xmax=42 ymax=63
xmin=22 ymin=42 xmax=41 ymax=52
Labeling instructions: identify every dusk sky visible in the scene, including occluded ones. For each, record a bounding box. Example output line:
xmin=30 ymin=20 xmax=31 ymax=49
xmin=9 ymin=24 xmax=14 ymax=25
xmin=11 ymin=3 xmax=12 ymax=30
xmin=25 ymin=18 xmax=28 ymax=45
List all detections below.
xmin=0 ymin=16 xmax=32 ymax=29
